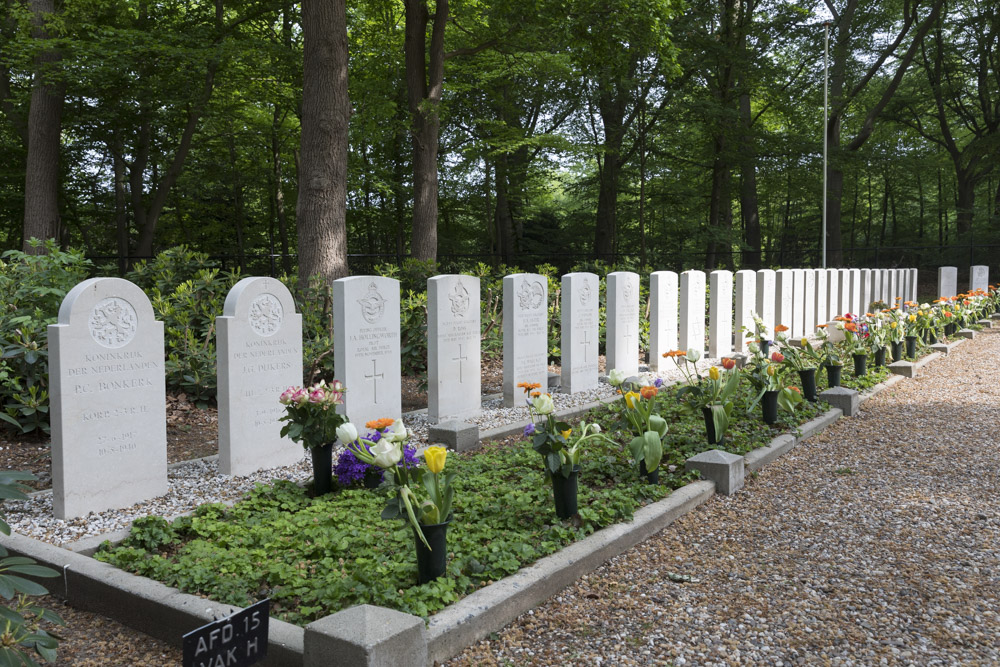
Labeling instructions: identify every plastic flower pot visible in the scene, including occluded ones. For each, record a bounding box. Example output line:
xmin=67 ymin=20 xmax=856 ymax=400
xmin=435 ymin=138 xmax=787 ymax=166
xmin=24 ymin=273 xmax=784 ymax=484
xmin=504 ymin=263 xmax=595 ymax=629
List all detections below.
xmin=891 ymin=340 xmax=904 ymax=362
xmin=363 ymin=468 xmax=384 ymax=489
xmin=761 ymin=390 xmax=779 ymax=425
xmin=413 ymin=515 xmax=451 ymax=584
xmin=701 ymin=406 xmax=725 ymax=446
xmin=798 ymin=368 xmax=817 ymax=402
xmin=905 ymin=335 xmax=918 ymax=359
xmin=826 ymin=364 xmax=842 ymax=388
xmin=550 ymin=466 xmax=581 ymax=519
xmin=760 ymin=340 xmax=771 ymax=356
xmin=944 ymin=323 xmax=957 ymax=336
xmin=639 ymin=460 xmax=659 ymax=485
xmin=873 ymin=347 xmax=886 ymax=367
xmin=310 ymin=443 xmax=334 ymax=496
xmin=924 ymin=331 xmax=937 ymax=345
xmin=852 ymin=353 xmax=868 ymax=377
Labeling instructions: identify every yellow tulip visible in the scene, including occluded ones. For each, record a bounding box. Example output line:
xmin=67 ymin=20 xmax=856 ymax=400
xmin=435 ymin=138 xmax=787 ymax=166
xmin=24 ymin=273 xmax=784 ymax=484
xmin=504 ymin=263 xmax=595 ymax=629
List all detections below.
xmin=423 ymin=446 xmax=448 ymax=474
xmin=800 ymin=337 xmax=809 ymax=347
xmin=560 ymin=428 xmax=572 ymax=440
xmin=909 ymin=314 xmax=916 ymax=322
xmin=890 ymin=321 xmax=897 ymax=329
xmin=709 ymin=366 xmax=720 ymax=381
xmin=625 ymin=391 xmax=641 ymax=409
xmin=767 ymin=363 xmax=776 ymax=377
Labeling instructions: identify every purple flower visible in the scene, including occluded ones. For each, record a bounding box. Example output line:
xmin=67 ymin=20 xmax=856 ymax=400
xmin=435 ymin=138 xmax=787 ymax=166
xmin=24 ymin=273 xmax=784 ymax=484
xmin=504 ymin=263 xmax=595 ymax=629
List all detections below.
xmin=334 ymin=437 xmax=418 ymax=487
xmin=653 ymin=378 xmax=664 ymax=388
xmin=523 ymin=422 xmax=536 ymax=437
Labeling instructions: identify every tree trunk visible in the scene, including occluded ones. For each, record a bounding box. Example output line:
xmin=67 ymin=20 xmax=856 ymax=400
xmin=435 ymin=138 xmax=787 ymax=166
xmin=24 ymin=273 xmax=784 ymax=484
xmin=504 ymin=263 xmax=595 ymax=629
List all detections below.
xmin=111 ymin=133 xmax=129 ymax=273
xmin=296 ymin=0 xmax=350 ymax=286
xmin=738 ymin=91 xmax=761 ymax=270
xmin=954 ymin=170 xmax=975 ymax=237
xmin=404 ymin=0 xmax=447 ymax=263
xmin=594 ymin=79 xmax=626 ymax=262
xmin=271 ymin=108 xmax=292 ymax=275
xmin=22 ymin=0 xmax=64 ymax=253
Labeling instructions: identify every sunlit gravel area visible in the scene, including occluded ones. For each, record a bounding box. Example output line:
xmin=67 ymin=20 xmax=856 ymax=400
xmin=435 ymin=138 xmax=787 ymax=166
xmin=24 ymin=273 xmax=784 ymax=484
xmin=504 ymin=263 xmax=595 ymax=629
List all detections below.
xmin=447 ymin=329 xmax=1000 ymax=666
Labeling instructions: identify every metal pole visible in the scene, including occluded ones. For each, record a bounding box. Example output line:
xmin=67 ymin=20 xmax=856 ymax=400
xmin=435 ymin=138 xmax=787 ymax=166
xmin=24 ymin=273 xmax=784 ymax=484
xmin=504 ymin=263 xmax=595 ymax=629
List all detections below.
xmin=822 ymin=21 xmax=829 ymax=269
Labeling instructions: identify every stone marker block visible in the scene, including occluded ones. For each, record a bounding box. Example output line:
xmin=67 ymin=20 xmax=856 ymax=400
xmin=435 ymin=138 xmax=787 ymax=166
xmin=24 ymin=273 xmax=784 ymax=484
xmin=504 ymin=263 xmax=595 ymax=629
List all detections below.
xmin=938 ymin=266 xmax=957 ymax=299
xmin=49 ymin=278 xmax=167 ymax=519
xmin=993 ymin=313 xmax=1000 ymax=320
xmin=970 ymin=265 xmax=989 ymax=292
xmin=607 ymin=271 xmax=641 ymax=376
xmin=957 ymin=328 xmax=976 ymax=339
xmin=685 ymin=449 xmax=744 ymax=495
xmin=977 ymin=319 xmax=994 ymax=329
xmin=427 ymin=421 xmax=480 ymax=452
xmin=304 ymin=604 xmax=427 ymax=667
xmin=217 ymin=277 xmax=303 ymax=476
xmin=334 ymin=276 xmax=402 ymax=427
xmin=888 ymin=361 xmax=917 ymax=378
xmin=648 ymin=271 xmax=679 ymax=370
xmin=562 ymin=272 xmax=600 ymax=390
xmin=818 ymin=386 xmax=860 ymax=417
xmin=502 ymin=273 xmax=548 ymax=407
xmin=428 ymin=275 xmax=481 ymax=423
xmin=755 ymin=269 xmax=776 ymax=339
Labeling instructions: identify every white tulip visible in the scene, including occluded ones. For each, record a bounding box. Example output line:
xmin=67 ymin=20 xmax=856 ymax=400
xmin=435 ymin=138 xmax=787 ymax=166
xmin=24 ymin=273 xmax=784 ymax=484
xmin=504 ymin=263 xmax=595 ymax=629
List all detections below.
xmin=336 ymin=422 xmax=358 ymax=446
xmin=371 ymin=441 xmax=402 ymax=468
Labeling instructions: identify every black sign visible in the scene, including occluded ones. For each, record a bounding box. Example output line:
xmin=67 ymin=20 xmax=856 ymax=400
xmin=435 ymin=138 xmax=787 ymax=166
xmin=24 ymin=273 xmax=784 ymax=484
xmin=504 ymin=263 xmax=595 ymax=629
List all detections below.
xmin=182 ymin=599 xmax=269 ymax=667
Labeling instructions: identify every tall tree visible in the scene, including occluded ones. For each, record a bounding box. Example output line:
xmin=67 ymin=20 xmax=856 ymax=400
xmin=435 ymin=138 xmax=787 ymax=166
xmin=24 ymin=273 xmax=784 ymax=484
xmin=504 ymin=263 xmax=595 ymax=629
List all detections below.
xmin=296 ymin=0 xmax=349 ymax=284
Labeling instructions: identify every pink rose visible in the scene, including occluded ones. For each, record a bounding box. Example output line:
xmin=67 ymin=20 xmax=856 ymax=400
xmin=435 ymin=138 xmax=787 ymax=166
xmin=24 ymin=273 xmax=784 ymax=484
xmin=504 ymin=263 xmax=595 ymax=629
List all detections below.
xmin=308 ymin=390 xmax=325 ymax=404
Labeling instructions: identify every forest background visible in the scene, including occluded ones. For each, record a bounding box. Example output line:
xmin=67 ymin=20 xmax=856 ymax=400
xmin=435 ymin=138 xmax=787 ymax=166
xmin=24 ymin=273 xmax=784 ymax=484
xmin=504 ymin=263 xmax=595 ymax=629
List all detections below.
xmin=2 ymin=0 xmax=998 ymax=282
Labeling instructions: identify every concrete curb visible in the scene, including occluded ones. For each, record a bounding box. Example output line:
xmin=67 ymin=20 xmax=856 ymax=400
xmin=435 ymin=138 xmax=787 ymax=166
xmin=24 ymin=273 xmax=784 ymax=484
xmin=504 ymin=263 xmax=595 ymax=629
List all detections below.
xmin=424 ymin=480 xmax=715 ymax=664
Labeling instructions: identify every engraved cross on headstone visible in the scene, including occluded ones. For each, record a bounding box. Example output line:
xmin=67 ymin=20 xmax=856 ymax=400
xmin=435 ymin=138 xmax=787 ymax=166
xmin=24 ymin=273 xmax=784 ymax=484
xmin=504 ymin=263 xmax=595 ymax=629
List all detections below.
xmin=623 ymin=323 xmax=634 ymax=352
xmin=580 ymin=330 xmax=592 ymax=362
xmin=364 ymin=359 xmax=384 ymax=403
xmin=452 ymin=344 xmax=469 ymax=383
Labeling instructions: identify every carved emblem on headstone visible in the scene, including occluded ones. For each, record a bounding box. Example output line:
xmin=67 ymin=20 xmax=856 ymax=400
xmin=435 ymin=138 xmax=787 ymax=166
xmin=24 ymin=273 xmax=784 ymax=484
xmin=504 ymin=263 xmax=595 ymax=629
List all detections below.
xmin=623 ymin=278 xmax=633 ymax=303
xmin=358 ymin=282 xmax=387 ymax=324
xmin=449 ymin=281 xmax=471 ymax=318
xmin=517 ymin=279 xmax=545 ymax=311
xmin=579 ymin=280 xmax=593 ymax=306
xmin=88 ymin=297 xmax=138 ymax=349
xmin=249 ymin=293 xmax=283 ymax=337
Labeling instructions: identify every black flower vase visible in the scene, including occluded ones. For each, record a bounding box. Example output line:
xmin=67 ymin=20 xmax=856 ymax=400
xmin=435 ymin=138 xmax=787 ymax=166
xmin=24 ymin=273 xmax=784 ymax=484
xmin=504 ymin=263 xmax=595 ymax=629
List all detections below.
xmin=891 ymin=340 xmax=904 ymax=362
xmin=760 ymin=340 xmax=771 ymax=356
xmin=701 ymin=406 xmax=724 ymax=446
xmin=551 ymin=466 xmax=581 ymax=519
xmin=639 ymin=460 xmax=659 ymax=485
xmin=945 ymin=322 xmax=956 ymax=336
xmin=761 ymin=390 xmax=779 ymax=425
xmin=413 ymin=516 xmax=451 ymax=584
xmin=363 ymin=467 xmax=384 ymax=489
xmin=852 ymin=353 xmax=868 ymax=377
xmin=826 ymin=364 xmax=842 ymax=388
xmin=924 ymin=330 xmax=937 ymax=345
xmin=873 ymin=347 xmax=886 ymax=367
xmin=798 ymin=368 xmax=818 ymax=402
xmin=905 ymin=335 xmax=918 ymax=359
xmin=311 ymin=443 xmax=334 ymax=496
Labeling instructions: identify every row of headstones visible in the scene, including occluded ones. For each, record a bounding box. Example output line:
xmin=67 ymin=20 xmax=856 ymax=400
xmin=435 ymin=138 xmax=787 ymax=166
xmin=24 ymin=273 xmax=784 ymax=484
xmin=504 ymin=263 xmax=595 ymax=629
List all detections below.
xmin=51 ymin=264 xmax=987 ymax=519
xmin=938 ymin=265 xmax=990 ymax=298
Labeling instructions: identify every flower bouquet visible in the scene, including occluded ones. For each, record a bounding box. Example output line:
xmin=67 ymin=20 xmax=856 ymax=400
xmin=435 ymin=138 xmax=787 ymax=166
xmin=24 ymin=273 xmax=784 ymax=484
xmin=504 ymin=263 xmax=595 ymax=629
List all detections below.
xmin=617 ymin=376 xmax=668 ymax=483
xmin=667 ymin=348 xmax=740 ymax=446
xmin=278 ymin=381 xmax=347 ymax=495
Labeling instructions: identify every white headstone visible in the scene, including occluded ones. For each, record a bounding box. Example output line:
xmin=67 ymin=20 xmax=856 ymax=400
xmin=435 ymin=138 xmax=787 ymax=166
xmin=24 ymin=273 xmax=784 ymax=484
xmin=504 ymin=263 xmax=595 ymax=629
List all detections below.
xmin=858 ymin=269 xmax=872 ymax=314
xmin=909 ymin=268 xmax=919 ymax=302
xmin=755 ymin=269 xmax=776 ymax=339
xmin=970 ymin=265 xmax=989 ymax=292
xmin=825 ymin=269 xmax=839 ymax=321
xmin=428 ymin=275 xmax=481 ymax=423
xmin=334 ymin=276 xmax=401 ymax=427
xmin=606 ymin=272 xmax=641 ymax=377
xmin=502 ymin=273 xmax=548 ymax=407
xmin=901 ymin=269 xmax=912 ymax=309
xmin=888 ymin=269 xmax=899 ymax=306
xmin=561 ymin=272 xmax=599 ymax=392
xmin=791 ymin=269 xmax=807 ymax=337
xmin=837 ymin=269 xmax=851 ymax=317
xmin=217 ymin=277 xmax=303 ymax=476
xmin=709 ymin=270 xmax=733 ymax=359
xmin=870 ymin=270 xmax=882 ymax=309
xmin=649 ymin=271 xmax=678 ymax=371
xmin=803 ymin=269 xmax=816 ymax=334
xmin=848 ymin=268 xmax=861 ymax=315
xmin=734 ymin=270 xmax=756 ymax=353
xmin=880 ymin=269 xmax=890 ymax=304
xmin=938 ymin=266 xmax=957 ymax=299
xmin=49 ymin=278 xmax=167 ymax=519
xmin=774 ymin=269 xmax=793 ymax=334
xmin=814 ymin=269 xmax=827 ymax=329
xmin=679 ymin=270 xmax=706 ymax=354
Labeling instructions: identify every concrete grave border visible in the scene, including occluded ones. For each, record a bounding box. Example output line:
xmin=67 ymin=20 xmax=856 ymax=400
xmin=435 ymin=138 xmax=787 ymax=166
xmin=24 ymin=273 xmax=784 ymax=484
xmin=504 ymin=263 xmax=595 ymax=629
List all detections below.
xmin=0 ymin=339 xmax=962 ymax=666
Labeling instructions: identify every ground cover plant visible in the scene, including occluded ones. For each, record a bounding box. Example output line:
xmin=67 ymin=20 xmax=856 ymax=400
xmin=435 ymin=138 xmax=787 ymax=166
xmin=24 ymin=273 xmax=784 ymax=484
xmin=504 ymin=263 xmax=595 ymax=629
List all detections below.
xmin=94 ymin=379 xmax=828 ymax=625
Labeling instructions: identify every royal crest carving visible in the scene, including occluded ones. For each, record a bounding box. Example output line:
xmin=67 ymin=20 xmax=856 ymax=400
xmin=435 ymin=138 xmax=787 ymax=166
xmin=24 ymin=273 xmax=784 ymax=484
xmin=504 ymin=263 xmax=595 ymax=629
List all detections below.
xmin=249 ymin=293 xmax=283 ymax=337
xmin=579 ymin=279 xmax=593 ymax=307
xmin=449 ymin=281 xmax=471 ymax=318
xmin=88 ymin=297 xmax=138 ymax=349
xmin=517 ymin=279 xmax=545 ymax=311
xmin=623 ymin=277 xmax=634 ymax=303
xmin=358 ymin=282 xmax=387 ymax=324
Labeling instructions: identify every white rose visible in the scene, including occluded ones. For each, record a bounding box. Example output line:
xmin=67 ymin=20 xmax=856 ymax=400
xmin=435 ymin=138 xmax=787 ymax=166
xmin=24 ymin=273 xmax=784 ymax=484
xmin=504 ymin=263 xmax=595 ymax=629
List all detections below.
xmin=608 ymin=369 xmax=626 ymax=387
xmin=532 ymin=393 xmax=555 ymax=415
xmin=686 ymin=348 xmax=701 ymax=363
xmin=336 ymin=423 xmax=358 ymax=446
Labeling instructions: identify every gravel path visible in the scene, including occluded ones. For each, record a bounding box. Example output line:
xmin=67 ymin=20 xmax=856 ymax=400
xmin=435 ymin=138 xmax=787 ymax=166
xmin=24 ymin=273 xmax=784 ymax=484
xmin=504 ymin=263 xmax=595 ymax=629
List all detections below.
xmin=447 ymin=329 xmax=1000 ymax=666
